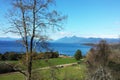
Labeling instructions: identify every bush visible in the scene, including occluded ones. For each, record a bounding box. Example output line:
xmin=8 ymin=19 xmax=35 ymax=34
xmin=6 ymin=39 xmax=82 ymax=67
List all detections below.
xmin=33 ymin=52 xmax=59 ymax=60
xmin=44 ymin=51 xmax=59 ymax=59
xmin=37 ymin=53 xmax=45 ymax=59
xmin=74 ymin=49 xmax=82 ymax=60
xmin=51 ymin=51 xmax=59 ymax=58
xmin=108 ymin=61 xmax=120 ymax=71
xmin=1 ymin=52 xmax=22 ymax=60
xmin=0 ymin=62 xmax=15 ymax=74
xmin=0 ymin=51 xmax=59 ymax=60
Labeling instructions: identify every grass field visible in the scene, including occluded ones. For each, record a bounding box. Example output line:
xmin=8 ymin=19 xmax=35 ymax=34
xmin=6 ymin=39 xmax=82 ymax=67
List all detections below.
xmin=32 ymin=57 xmax=78 ymax=68
xmin=0 ymin=57 xmax=78 ymax=68
xmin=0 ymin=63 xmax=86 ymax=80
xmin=0 ymin=58 xmax=86 ymax=80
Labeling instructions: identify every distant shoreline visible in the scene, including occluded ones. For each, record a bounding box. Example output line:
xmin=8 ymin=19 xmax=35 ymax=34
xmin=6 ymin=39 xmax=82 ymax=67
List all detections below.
xmin=82 ymin=43 xmax=96 ymax=47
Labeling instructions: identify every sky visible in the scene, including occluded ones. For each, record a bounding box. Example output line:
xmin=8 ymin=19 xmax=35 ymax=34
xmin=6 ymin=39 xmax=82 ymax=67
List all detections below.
xmin=0 ymin=0 xmax=120 ymax=40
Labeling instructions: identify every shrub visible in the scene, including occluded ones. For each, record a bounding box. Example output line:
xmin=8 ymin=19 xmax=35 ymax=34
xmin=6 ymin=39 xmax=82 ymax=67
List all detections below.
xmin=74 ymin=49 xmax=82 ymax=60
xmin=51 ymin=51 xmax=59 ymax=58
xmin=33 ymin=52 xmax=59 ymax=60
xmin=33 ymin=53 xmax=44 ymax=60
xmin=0 ymin=62 xmax=15 ymax=74
xmin=44 ymin=51 xmax=59 ymax=59
xmin=1 ymin=52 xmax=22 ymax=60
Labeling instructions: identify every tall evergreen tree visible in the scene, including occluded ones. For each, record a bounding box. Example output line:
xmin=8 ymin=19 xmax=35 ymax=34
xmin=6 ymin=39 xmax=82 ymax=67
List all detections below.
xmin=74 ymin=49 xmax=82 ymax=60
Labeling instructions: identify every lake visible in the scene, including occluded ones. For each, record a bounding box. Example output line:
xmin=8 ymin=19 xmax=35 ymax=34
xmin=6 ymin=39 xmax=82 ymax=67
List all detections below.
xmin=0 ymin=41 xmax=92 ymax=56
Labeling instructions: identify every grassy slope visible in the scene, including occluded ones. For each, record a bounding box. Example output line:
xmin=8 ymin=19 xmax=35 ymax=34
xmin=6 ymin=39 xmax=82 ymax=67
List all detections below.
xmin=32 ymin=57 xmax=77 ymax=68
xmin=0 ymin=58 xmax=86 ymax=80
xmin=0 ymin=63 xmax=86 ymax=80
xmin=0 ymin=57 xmax=77 ymax=68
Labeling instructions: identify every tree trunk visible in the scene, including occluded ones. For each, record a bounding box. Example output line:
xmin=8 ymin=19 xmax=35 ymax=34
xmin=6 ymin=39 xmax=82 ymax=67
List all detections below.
xmin=26 ymin=0 xmax=36 ymax=79
xmin=26 ymin=55 xmax=32 ymax=80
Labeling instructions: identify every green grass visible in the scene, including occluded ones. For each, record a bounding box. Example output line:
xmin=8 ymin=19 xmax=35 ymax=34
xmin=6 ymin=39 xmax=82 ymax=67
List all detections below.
xmin=0 ymin=58 xmax=86 ymax=80
xmin=0 ymin=57 xmax=78 ymax=69
xmin=0 ymin=72 xmax=25 ymax=80
xmin=0 ymin=63 xmax=86 ymax=80
xmin=58 ymin=63 xmax=87 ymax=80
xmin=0 ymin=61 xmax=18 ymax=64
xmin=32 ymin=57 xmax=78 ymax=68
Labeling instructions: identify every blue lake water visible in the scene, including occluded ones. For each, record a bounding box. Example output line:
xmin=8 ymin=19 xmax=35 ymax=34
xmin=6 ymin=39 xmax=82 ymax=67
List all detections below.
xmin=49 ymin=43 xmax=91 ymax=56
xmin=0 ymin=41 xmax=92 ymax=56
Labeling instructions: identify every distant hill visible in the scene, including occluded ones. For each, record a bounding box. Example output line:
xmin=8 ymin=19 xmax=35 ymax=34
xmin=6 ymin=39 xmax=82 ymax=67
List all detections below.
xmin=54 ymin=36 xmax=119 ymax=43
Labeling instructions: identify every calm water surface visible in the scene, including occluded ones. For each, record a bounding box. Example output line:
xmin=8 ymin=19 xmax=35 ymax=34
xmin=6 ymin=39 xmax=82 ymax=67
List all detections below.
xmin=0 ymin=41 xmax=92 ymax=56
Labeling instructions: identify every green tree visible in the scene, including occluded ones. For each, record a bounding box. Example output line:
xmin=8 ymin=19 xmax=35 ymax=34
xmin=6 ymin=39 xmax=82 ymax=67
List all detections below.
xmin=74 ymin=49 xmax=82 ymax=60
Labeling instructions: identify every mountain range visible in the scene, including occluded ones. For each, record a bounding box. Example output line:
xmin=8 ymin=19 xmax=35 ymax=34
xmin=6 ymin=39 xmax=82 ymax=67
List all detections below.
xmin=0 ymin=36 xmax=119 ymax=43
xmin=54 ymin=36 xmax=119 ymax=43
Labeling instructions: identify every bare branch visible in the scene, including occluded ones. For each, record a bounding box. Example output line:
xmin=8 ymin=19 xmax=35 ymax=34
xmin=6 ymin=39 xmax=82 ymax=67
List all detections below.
xmin=5 ymin=62 xmax=27 ymax=76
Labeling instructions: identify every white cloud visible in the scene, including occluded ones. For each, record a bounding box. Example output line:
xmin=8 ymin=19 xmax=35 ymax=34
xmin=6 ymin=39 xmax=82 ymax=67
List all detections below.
xmin=51 ymin=31 xmax=119 ymax=40
xmin=59 ymin=32 xmax=73 ymax=36
xmin=50 ymin=31 xmax=74 ymax=40
xmin=79 ymin=34 xmax=119 ymax=38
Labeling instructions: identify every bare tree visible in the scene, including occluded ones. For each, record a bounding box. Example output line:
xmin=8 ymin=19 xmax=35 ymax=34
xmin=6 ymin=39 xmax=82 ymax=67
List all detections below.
xmin=86 ymin=40 xmax=113 ymax=80
xmin=6 ymin=0 xmax=66 ymax=80
xmin=86 ymin=40 xmax=111 ymax=68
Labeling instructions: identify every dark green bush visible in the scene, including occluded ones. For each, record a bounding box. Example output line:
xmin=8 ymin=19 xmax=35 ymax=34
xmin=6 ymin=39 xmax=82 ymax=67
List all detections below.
xmin=0 ymin=51 xmax=59 ymax=60
xmin=0 ymin=62 xmax=15 ymax=74
xmin=51 ymin=51 xmax=59 ymax=58
xmin=108 ymin=61 xmax=120 ymax=71
xmin=44 ymin=51 xmax=59 ymax=59
xmin=1 ymin=52 xmax=22 ymax=60
xmin=33 ymin=52 xmax=59 ymax=60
